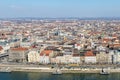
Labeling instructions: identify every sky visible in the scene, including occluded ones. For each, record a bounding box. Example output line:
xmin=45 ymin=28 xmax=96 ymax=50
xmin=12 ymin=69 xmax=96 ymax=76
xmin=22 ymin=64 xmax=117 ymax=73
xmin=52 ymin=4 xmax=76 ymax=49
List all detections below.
xmin=0 ymin=0 xmax=120 ymax=18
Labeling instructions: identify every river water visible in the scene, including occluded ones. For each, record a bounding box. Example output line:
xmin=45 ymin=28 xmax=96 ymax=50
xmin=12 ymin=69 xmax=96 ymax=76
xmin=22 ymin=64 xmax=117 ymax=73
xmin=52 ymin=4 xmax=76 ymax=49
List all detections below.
xmin=0 ymin=72 xmax=120 ymax=80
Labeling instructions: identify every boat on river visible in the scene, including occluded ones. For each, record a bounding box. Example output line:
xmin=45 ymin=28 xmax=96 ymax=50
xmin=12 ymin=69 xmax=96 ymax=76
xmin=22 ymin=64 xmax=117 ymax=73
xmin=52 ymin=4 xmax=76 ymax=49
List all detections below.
xmin=100 ymin=68 xmax=110 ymax=75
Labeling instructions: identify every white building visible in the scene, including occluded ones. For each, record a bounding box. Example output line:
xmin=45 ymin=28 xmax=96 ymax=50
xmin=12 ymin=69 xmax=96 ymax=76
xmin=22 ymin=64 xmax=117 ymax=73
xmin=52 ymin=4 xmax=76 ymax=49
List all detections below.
xmin=40 ymin=56 xmax=50 ymax=64
xmin=85 ymin=57 xmax=96 ymax=63
xmin=51 ymin=55 xmax=80 ymax=64
xmin=40 ymin=50 xmax=53 ymax=64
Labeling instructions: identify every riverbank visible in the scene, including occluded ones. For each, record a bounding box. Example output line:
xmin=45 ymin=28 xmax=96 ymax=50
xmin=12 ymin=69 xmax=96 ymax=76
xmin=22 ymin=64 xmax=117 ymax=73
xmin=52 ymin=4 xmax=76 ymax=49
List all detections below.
xmin=1 ymin=64 xmax=120 ymax=73
xmin=12 ymin=67 xmax=120 ymax=73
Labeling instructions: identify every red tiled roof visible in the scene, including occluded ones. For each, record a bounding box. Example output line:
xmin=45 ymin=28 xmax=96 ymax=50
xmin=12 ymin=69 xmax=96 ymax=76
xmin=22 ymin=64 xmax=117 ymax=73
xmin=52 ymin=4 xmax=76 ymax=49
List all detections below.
xmin=77 ymin=44 xmax=80 ymax=46
xmin=72 ymin=54 xmax=79 ymax=57
xmin=103 ymin=38 xmax=111 ymax=43
xmin=11 ymin=47 xmax=28 ymax=51
xmin=85 ymin=51 xmax=95 ymax=56
xmin=40 ymin=50 xmax=53 ymax=56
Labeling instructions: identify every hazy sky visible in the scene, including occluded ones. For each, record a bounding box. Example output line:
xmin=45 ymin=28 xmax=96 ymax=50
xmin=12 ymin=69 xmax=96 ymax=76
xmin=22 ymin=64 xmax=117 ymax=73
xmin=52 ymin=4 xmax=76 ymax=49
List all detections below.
xmin=0 ymin=0 xmax=120 ymax=18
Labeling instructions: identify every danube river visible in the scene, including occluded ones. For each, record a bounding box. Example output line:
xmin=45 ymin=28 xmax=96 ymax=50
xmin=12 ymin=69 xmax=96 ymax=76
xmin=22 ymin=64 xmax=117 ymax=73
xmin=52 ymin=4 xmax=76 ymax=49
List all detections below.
xmin=0 ymin=72 xmax=120 ymax=80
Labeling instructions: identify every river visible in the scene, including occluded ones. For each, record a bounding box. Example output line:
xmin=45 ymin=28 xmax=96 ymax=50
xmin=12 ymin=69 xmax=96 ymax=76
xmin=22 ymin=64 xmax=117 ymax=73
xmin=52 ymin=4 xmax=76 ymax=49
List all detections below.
xmin=0 ymin=72 xmax=120 ymax=80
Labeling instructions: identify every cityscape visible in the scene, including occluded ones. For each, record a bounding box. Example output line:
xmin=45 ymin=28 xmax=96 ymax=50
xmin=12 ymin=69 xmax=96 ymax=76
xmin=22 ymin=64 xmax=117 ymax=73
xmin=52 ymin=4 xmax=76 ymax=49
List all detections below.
xmin=0 ymin=0 xmax=120 ymax=80
xmin=0 ymin=18 xmax=120 ymax=71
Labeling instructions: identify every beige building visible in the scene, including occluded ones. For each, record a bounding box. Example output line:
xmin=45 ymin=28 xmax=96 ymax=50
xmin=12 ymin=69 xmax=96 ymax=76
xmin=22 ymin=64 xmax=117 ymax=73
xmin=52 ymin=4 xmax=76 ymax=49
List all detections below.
xmin=96 ymin=51 xmax=109 ymax=64
xmin=9 ymin=47 xmax=29 ymax=63
xmin=28 ymin=51 xmax=40 ymax=63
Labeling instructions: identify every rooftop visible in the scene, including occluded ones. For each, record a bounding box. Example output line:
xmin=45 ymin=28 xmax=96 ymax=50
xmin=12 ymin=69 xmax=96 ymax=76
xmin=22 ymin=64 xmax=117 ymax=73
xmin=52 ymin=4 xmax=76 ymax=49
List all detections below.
xmin=10 ymin=47 xmax=28 ymax=51
xmin=40 ymin=50 xmax=53 ymax=56
xmin=85 ymin=51 xmax=95 ymax=56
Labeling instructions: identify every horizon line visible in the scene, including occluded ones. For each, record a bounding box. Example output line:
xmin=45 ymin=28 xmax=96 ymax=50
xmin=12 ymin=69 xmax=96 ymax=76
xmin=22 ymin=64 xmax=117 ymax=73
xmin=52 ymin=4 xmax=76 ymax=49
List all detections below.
xmin=1 ymin=17 xmax=120 ymax=20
